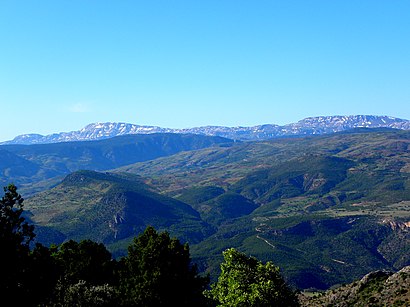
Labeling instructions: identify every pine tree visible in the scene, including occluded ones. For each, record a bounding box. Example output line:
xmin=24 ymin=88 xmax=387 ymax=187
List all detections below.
xmin=0 ymin=184 xmax=35 ymax=303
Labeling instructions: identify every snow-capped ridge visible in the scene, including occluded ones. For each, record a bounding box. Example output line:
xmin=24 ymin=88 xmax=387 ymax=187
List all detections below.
xmin=2 ymin=115 xmax=409 ymax=145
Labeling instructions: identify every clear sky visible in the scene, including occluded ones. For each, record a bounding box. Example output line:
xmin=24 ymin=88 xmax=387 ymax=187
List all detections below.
xmin=1 ymin=1 xmax=409 ymax=141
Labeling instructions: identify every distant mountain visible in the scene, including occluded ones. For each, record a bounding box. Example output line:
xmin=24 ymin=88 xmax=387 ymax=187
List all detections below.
xmin=0 ymin=133 xmax=233 ymax=196
xmin=2 ymin=115 xmax=409 ymax=144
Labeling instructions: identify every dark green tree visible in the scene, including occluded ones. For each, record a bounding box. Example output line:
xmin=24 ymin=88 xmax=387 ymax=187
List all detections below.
xmin=0 ymin=184 xmax=36 ymax=303
xmin=47 ymin=239 xmax=118 ymax=306
xmin=24 ymin=243 xmax=60 ymax=305
xmin=118 ymin=226 xmax=210 ymax=306
xmin=205 ymin=248 xmax=299 ymax=306
xmin=52 ymin=239 xmax=116 ymax=285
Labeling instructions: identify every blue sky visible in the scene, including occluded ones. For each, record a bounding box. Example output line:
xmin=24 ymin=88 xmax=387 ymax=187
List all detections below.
xmin=1 ymin=1 xmax=409 ymax=141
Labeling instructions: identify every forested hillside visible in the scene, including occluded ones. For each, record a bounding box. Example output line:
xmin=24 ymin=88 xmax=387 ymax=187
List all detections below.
xmin=3 ymin=181 xmax=409 ymax=306
xmin=22 ymin=128 xmax=410 ymax=290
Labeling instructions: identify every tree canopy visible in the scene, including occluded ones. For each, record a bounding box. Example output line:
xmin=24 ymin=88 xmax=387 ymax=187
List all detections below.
xmin=52 ymin=239 xmax=115 ymax=285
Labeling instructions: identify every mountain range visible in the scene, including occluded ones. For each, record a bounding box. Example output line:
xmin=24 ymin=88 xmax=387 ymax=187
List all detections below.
xmin=0 ymin=114 xmax=408 ymax=291
xmin=2 ymin=115 xmax=410 ymax=145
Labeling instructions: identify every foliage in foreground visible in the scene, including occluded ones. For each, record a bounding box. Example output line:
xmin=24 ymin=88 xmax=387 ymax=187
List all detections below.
xmin=205 ymin=248 xmax=299 ymax=306
xmin=0 ymin=184 xmax=300 ymax=306
xmin=0 ymin=184 xmax=39 ymax=304
xmin=118 ymin=225 xmax=210 ymax=306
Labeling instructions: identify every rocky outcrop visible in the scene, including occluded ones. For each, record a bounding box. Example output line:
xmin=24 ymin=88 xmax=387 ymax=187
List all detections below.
xmin=299 ymin=266 xmax=410 ymax=306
